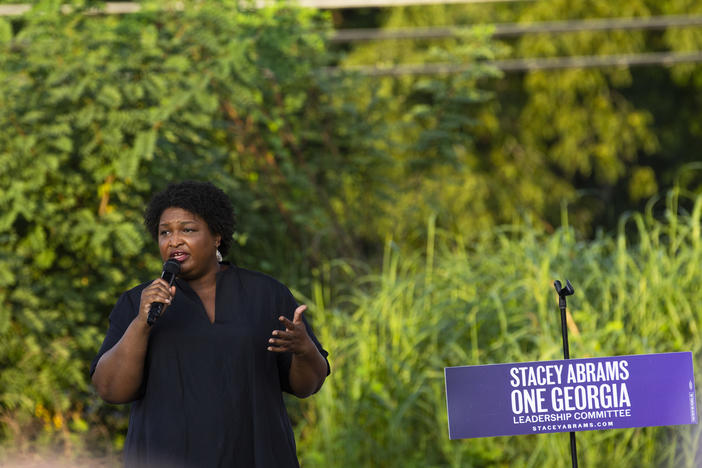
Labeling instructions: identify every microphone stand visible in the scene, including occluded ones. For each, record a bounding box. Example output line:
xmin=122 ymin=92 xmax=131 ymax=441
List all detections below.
xmin=554 ymin=280 xmax=578 ymax=468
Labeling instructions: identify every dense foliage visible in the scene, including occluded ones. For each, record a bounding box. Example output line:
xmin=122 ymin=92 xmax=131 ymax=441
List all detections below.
xmin=338 ymin=0 xmax=702 ymax=235
xmin=0 ymin=0 xmax=355 ymax=457
xmin=1 ymin=0 xmax=701 ymax=466
xmin=0 ymin=0 xmax=495 ymax=459
xmin=298 ymin=194 xmax=702 ymax=467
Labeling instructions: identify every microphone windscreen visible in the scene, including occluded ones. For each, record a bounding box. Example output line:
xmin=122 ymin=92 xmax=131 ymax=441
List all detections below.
xmin=163 ymin=259 xmax=181 ymax=275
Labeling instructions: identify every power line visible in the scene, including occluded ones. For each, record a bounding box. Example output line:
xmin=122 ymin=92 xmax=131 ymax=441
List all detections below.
xmin=0 ymin=2 xmax=142 ymax=16
xmin=0 ymin=0 xmax=532 ymax=17
xmin=3 ymin=4 xmax=700 ymax=41
xmin=4 ymin=3 xmax=700 ymax=75
xmin=331 ymin=15 xmax=702 ymax=42
xmin=325 ymin=51 xmax=702 ymax=76
xmin=290 ymin=0 xmax=532 ymax=8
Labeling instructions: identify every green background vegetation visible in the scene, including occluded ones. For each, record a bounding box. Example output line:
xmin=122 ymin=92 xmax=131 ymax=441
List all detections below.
xmin=1 ymin=0 xmax=701 ymax=466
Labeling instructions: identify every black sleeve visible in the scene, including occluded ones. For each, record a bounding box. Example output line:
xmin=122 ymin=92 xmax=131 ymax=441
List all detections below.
xmin=89 ymin=290 xmax=140 ymax=376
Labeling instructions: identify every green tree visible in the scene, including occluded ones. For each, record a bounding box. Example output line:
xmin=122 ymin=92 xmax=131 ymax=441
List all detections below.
xmin=0 ymin=0 xmax=387 ymax=455
xmin=336 ymin=0 xmax=702 ymax=238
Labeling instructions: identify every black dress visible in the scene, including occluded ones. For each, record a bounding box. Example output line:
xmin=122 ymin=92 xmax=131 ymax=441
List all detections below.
xmin=90 ymin=265 xmax=330 ymax=468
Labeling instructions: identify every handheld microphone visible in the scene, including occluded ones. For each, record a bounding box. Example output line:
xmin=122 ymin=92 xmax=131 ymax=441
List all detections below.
xmin=147 ymin=259 xmax=181 ymax=326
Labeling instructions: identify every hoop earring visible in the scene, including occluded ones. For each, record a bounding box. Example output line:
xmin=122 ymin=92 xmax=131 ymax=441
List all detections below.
xmin=216 ymin=249 xmax=223 ymax=263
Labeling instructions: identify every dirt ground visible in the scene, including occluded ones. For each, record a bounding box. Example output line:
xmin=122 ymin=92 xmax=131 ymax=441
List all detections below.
xmin=2 ymin=454 xmax=120 ymax=467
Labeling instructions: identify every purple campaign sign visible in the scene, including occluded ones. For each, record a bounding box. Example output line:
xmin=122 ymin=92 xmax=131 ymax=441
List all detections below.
xmin=445 ymin=352 xmax=697 ymax=439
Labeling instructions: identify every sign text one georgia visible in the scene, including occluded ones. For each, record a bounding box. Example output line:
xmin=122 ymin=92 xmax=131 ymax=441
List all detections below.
xmin=445 ymin=352 xmax=697 ymax=439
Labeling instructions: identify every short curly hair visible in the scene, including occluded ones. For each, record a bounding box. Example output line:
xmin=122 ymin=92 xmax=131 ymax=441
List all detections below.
xmin=144 ymin=181 xmax=236 ymax=257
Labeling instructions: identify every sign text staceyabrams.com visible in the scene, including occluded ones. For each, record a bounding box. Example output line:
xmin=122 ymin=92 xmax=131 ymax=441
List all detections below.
xmin=445 ymin=352 xmax=697 ymax=439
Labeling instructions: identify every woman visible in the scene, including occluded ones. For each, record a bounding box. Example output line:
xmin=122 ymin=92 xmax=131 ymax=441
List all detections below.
xmin=91 ymin=181 xmax=329 ymax=468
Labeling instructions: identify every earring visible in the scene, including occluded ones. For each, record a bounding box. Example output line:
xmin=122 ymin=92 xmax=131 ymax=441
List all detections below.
xmin=216 ymin=248 xmax=223 ymax=262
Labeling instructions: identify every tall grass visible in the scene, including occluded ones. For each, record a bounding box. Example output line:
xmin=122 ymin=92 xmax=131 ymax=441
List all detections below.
xmin=295 ymin=194 xmax=702 ymax=467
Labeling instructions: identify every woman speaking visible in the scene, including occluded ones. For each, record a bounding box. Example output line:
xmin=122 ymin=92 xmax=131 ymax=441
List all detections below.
xmin=91 ymin=180 xmax=330 ymax=467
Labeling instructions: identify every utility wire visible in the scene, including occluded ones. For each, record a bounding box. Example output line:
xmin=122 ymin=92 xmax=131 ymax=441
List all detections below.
xmin=3 ymin=4 xmax=700 ymax=41
xmin=331 ymin=15 xmax=702 ymax=42
xmin=326 ymin=51 xmax=702 ymax=76
xmin=0 ymin=0 xmax=532 ymax=16
xmin=290 ymin=0 xmax=531 ymax=8
xmin=3 ymin=3 xmax=701 ymax=74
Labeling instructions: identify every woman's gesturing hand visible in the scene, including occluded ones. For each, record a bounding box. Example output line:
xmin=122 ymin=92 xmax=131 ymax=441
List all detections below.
xmin=268 ymin=305 xmax=316 ymax=356
xmin=268 ymin=304 xmax=328 ymax=397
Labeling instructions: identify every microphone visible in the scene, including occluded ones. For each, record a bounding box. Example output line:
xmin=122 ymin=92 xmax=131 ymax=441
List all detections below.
xmin=147 ymin=259 xmax=181 ymax=326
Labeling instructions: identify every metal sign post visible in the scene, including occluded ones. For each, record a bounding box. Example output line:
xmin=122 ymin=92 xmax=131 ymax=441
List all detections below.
xmin=554 ymin=279 xmax=577 ymax=468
